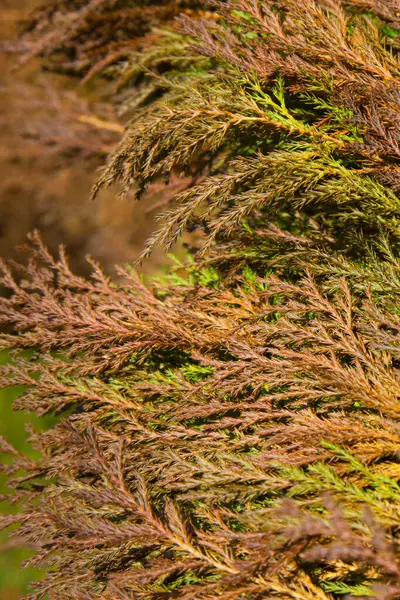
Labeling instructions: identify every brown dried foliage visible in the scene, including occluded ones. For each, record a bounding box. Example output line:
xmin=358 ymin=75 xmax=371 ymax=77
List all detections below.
xmin=18 ymin=0 xmax=206 ymax=81
xmin=2 ymin=1 xmax=400 ymax=599
xmin=1 ymin=230 xmax=400 ymax=598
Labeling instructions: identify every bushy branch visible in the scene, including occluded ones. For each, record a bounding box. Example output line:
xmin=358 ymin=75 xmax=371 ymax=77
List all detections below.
xmin=2 ymin=1 xmax=400 ymax=599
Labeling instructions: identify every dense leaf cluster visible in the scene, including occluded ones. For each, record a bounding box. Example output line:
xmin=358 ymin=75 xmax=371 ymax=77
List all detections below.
xmin=3 ymin=1 xmax=400 ymax=598
xmin=19 ymin=0 xmax=205 ymax=81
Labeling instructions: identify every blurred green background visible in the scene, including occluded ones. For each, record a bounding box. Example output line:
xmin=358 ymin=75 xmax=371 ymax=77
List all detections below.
xmin=0 ymin=351 xmax=45 ymax=600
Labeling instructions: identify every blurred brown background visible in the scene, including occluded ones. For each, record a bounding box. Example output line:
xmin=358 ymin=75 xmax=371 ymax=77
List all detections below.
xmin=0 ymin=0 xmax=168 ymax=276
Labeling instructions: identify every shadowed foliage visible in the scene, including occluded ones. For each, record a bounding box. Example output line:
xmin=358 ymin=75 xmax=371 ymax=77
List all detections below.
xmin=18 ymin=0 xmax=208 ymax=81
xmin=2 ymin=1 xmax=400 ymax=599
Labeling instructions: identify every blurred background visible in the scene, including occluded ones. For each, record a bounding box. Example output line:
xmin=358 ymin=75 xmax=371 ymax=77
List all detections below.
xmin=0 ymin=0 xmax=170 ymax=276
xmin=0 ymin=1 xmax=173 ymax=597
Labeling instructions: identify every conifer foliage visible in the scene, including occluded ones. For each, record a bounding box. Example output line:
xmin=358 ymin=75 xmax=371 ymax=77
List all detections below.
xmin=3 ymin=1 xmax=400 ymax=598
xmin=19 ymin=0 xmax=204 ymax=81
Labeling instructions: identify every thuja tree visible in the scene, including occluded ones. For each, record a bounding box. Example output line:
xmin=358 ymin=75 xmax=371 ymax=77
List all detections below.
xmin=3 ymin=1 xmax=400 ymax=598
